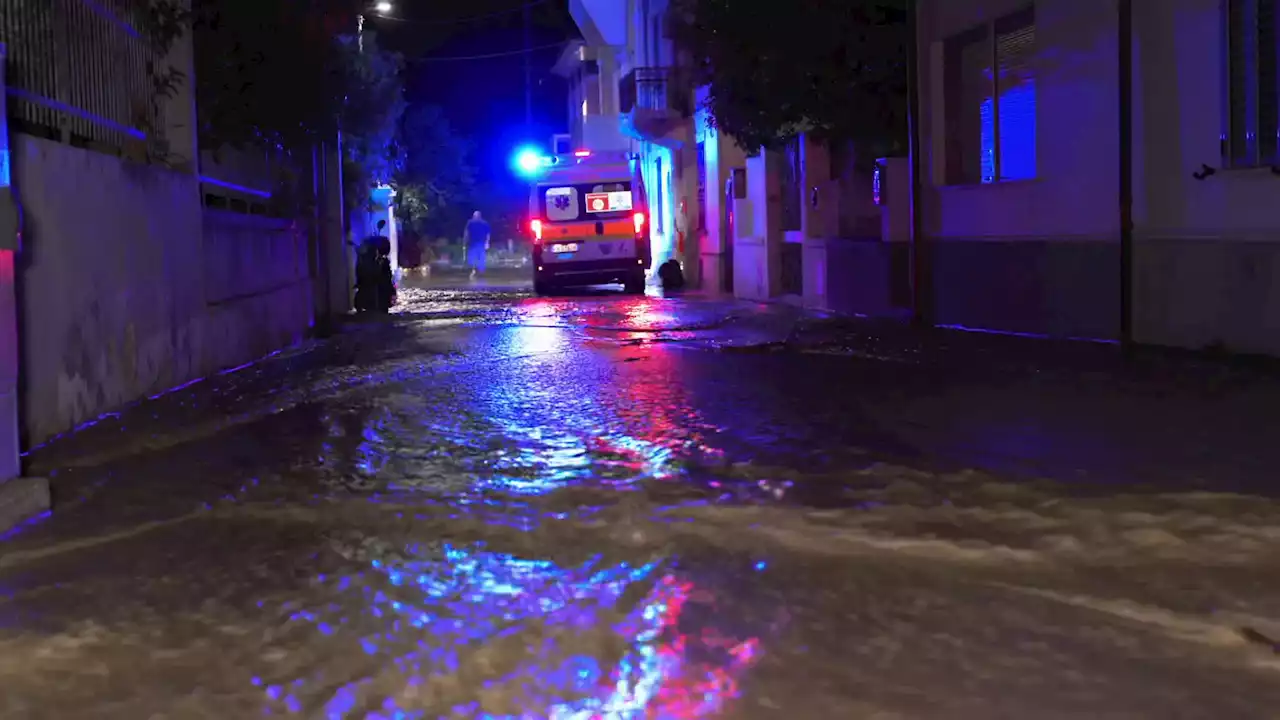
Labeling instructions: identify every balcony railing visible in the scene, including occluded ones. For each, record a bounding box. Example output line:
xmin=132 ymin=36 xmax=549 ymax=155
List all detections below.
xmin=618 ymin=67 xmax=687 ymax=116
xmin=0 ymin=0 xmax=162 ymax=153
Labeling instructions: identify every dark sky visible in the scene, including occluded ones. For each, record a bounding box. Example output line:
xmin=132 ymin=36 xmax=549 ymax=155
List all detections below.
xmin=368 ymin=0 xmax=580 ymax=190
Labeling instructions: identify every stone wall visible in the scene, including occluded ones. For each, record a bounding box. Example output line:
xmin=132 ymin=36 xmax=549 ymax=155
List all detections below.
xmin=12 ymin=134 xmax=313 ymax=444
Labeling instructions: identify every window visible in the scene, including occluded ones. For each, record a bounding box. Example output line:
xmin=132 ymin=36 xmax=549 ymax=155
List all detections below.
xmin=543 ymin=187 xmax=580 ymax=222
xmin=542 ymin=183 xmax=634 ymax=222
xmin=1225 ymin=0 xmax=1279 ymax=167
xmin=944 ymin=7 xmax=1037 ymax=184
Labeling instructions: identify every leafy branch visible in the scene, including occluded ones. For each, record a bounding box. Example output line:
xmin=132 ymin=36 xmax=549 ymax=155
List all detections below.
xmin=668 ymin=0 xmax=909 ymax=155
xmin=127 ymin=0 xmax=193 ymax=166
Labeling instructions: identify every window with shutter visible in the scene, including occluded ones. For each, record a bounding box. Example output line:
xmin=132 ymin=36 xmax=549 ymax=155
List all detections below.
xmin=943 ymin=7 xmax=1037 ymax=184
xmin=1225 ymin=0 xmax=1279 ymax=167
xmin=996 ymin=9 xmax=1036 ymax=181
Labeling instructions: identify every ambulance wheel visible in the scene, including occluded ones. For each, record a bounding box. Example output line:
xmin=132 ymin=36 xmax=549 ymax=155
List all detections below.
xmin=623 ymin=272 xmax=646 ymax=295
xmin=534 ymin=279 xmax=555 ymax=296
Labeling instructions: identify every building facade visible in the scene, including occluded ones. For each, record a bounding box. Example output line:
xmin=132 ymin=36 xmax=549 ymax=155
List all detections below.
xmin=565 ymin=0 xmax=708 ymax=286
xmin=918 ymin=0 xmax=1280 ymax=353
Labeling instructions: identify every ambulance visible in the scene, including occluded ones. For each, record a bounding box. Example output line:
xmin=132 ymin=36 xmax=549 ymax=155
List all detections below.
xmin=525 ymin=149 xmax=650 ymax=295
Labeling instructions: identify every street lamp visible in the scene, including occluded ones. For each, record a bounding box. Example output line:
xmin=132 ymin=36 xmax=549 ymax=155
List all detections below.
xmin=358 ymin=1 xmax=393 ymax=54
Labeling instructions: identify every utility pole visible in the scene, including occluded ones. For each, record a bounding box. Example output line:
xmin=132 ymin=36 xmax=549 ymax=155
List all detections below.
xmin=523 ymin=0 xmax=533 ymax=131
xmin=1118 ymin=0 xmax=1134 ymax=351
xmin=906 ymin=0 xmax=929 ymax=328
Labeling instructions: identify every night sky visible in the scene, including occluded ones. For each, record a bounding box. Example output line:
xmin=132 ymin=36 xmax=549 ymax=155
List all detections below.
xmin=369 ymin=0 xmax=580 ymax=191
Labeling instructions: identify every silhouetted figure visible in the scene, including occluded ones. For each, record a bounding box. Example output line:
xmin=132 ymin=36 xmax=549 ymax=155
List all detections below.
xmin=376 ymin=235 xmax=395 ymax=310
xmin=658 ymin=258 xmax=685 ymax=291
xmin=463 ymin=210 xmax=490 ymax=279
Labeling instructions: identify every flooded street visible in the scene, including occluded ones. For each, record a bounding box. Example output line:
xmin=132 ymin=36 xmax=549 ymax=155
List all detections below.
xmin=3 ymin=282 xmax=1280 ymax=718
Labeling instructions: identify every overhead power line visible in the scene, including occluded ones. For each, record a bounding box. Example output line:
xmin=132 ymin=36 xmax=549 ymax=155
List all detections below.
xmin=415 ymin=39 xmax=569 ymax=61
xmin=374 ymin=0 xmax=549 ymax=26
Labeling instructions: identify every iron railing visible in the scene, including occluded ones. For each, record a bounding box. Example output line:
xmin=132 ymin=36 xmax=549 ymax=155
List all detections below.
xmin=0 ymin=0 xmax=161 ymax=153
xmin=618 ymin=67 xmax=688 ymax=115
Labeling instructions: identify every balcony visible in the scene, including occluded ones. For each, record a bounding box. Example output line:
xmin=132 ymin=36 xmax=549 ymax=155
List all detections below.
xmin=618 ymin=67 xmax=689 ymax=142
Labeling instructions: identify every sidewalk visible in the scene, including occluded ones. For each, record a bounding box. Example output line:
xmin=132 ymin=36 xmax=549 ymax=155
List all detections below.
xmin=773 ymin=313 xmax=1280 ymax=494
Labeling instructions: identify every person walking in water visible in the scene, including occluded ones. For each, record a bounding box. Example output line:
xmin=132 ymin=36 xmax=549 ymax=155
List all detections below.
xmin=463 ymin=210 xmax=490 ymax=280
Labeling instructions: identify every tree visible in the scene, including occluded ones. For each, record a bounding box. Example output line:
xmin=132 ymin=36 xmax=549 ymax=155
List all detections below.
xmin=337 ymin=32 xmax=408 ymax=217
xmin=668 ymin=0 xmax=909 ymax=156
xmin=192 ymin=0 xmax=406 ymax=217
xmin=393 ymin=104 xmax=478 ymax=238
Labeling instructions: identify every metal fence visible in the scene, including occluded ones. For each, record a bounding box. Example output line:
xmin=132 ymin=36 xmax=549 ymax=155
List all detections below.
xmin=0 ymin=0 xmax=159 ymax=153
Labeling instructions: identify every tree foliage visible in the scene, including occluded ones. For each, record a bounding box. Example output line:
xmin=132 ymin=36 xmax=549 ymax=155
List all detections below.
xmin=668 ymin=0 xmax=909 ymax=155
xmin=339 ymin=32 xmax=408 ymax=212
xmin=131 ymin=0 xmax=191 ymax=147
xmin=393 ymin=104 xmax=478 ymax=238
xmin=191 ymin=0 xmax=406 ymax=218
xmin=192 ymin=0 xmax=402 ymax=153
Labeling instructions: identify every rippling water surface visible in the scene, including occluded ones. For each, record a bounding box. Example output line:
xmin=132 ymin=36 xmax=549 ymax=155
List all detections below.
xmin=3 ymin=284 xmax=1280 ymax=718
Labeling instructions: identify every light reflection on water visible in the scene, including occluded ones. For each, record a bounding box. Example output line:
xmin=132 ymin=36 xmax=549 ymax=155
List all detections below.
xmin=266 ymin=543 xmax=762 ymax=718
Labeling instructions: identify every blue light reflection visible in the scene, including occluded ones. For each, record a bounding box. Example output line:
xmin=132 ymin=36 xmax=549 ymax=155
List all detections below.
xmin=263 ymin=543 xmax=761 ymax=717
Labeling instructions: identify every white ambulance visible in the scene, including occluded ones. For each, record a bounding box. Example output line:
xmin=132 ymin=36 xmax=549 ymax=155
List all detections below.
xmin=525 ymin=149 xmax=650 ymax=295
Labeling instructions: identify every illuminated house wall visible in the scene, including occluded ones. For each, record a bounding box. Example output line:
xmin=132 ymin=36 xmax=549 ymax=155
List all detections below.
xmin=1127 ymin=0 xmax=1280 ymax=354
xmin=566 ymin=0 xmax=700 ymax=284
xmin=553 ymin=42 xmax=628 ymax=153
xmin=918 ymin=0 xmax=1280 ymax=353
xmin=917 ymin=0 xmax=1120 ymax=340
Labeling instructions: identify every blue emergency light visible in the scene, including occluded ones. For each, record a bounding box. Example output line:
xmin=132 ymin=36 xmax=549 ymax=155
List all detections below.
xmin=512 ymin=146 xmax=544 ymax=178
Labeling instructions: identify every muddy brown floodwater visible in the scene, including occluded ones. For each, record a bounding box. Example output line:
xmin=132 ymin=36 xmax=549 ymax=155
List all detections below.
xmin=3 ymin=283 xmax=1280 ymax=718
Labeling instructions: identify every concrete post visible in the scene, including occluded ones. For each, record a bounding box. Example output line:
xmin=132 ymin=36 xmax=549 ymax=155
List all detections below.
xmin=0 ymin=43 xmax=51 ymax=533
xmin=735 ymin=148 xmax=783 ymax=299
xmin=325 ymin=141 xmax=351 ymax=319
xmin=799 ymin=134 xmax=835 ymax=309
xmin=676 ymin=136 xmax=700 ymax=288
xmin=599 ymin=50 xmax=620 ymax=115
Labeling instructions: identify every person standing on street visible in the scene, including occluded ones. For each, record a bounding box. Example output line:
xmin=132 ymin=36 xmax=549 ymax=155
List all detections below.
xmin=463 ymin=210 xmax=491 ymax=280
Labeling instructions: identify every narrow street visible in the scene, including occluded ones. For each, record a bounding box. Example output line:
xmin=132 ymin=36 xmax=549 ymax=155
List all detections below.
xmin=3 ymin=279 xmax=1280 ymax=718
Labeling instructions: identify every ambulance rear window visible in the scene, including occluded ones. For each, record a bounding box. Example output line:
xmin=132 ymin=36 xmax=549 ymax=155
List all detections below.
xmin=541 ymin=182 xmax=632 ymax=222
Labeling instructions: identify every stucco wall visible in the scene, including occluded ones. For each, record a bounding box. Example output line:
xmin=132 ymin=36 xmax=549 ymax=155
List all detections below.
xmin=13 ymin=134 xmax=312 ymax=444
xmin=917 ymin=0 xmax=1122 ymax=339
xmin=1130 ymin=0 xmax=1280 ymax=353
xmin=917 ymin=0 xmax=1280 ymax=351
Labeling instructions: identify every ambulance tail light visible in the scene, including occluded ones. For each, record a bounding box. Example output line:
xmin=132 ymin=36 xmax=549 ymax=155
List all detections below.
xmin=529 ymin=218 xmax=543 ymax=243
xmin=573 ymin=150 xmax=591 ymax=158
xmin=632 ymin=212 xmax=646 ymax=236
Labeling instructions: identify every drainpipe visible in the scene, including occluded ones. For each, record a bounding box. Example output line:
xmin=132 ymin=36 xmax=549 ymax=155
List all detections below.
xmin=1118 ymin=0 xmax=1134 ymax=349
xmin=906 ymin=0 xmax=929 ymax=327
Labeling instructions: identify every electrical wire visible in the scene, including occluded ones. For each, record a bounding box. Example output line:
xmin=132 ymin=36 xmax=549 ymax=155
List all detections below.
xmin=414 ymin=39 xmax=570 ymax=61
xmin=372 ymin=0 xmax=549 ymax=26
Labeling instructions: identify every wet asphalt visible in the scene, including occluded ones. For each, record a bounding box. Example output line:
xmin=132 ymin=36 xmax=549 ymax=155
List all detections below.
xmin=2 ymin=278 xmax=1280 ymax=719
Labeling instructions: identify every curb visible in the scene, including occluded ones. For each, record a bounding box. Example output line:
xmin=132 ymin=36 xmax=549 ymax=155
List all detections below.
xmin=0 ymin=477 xmax=50 ymax=535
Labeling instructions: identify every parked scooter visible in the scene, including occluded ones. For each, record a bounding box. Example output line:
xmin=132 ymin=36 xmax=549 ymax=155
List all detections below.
xmin=354 ymin=220 xmax=396 ymax=314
